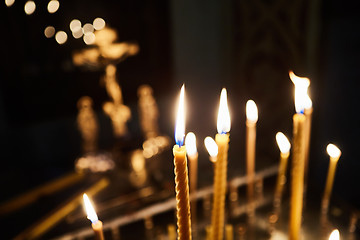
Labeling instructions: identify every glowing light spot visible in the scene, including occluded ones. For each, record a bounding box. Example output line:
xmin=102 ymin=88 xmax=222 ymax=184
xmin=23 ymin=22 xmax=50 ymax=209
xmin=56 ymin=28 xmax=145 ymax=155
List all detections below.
xmin=44 ymin=26 xmax=55 ymax=38
xmin=93 ymin=18 xmax=106 ymax=30
xmin=72 ymin=28 xmax=83 ymax=39
xmin=83 ymin=32 xmax=95 ymax=45
xmin=82 ymin=23 xmax=94 ymax=34
xmin=55 ymin=31 xmax=67 ymax=44
xmin=217 ymin=88 xmax=231 ymax=134
xmin=204 ymin=136 xmax=218 ymax=158
xmin=5 ymin=0 xmax=15 ymax=7
xmin=276 ymin=132 xmax=291 ymax=153
xmin=70 ymin=19 xmax=81 ymax=32
xmin=175 ymin=85 xmax=186 ymax=146
xmin=47 ymin=0 xmax=59 ymax=13
xmin=246 ymin=100 xmax=258 ymax=122
xmin=83 ymin=193 xmax=98 ymax=223
xmin=329 ymin=229 xmax=340 ymax=240
xmin=327 ymin=144 xmax=341 ymax=159
xmin=185 ymin=132 xmax=197 ymax=157
xmin=24 ymin=1 xmax=36 ymax=15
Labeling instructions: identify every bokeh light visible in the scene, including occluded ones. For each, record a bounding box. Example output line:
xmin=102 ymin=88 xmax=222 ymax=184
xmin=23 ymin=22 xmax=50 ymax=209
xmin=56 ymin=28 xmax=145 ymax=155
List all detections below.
xmin=83 ymin=32 xmax=95 ymax=45
xmin=72 ymin=29 xmax=83 ymax=39
xmin=93 ymin=18 xmax=106 ymax=30
xmin=70 ymin=19 xmax=81 ymax=32
xmin=5 ymin=0 xmax=15 ymax=7
xmin=82 ymin=23 xmax=94 ymax=34
xmin=47 ymin=0 xmax=59 ymax=14
xmin=44 ymin=26 xmax=55 ymax=38
xmin=55 ymin=31 xmax=67 ymax=44
xmin=24 ymin=1 xmax=36 ymax=15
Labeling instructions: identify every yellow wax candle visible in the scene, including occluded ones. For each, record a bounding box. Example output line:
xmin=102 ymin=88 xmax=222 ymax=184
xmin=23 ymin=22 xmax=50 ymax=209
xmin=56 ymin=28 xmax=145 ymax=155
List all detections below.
xmin=225 ymin=224 xmax=233 ymax=240
xmin=303 ymin=105 xmax=313 ymax=185
xmin=245 ymin=100 xmax=258 ymax=220
xmin=289 ymin=71 xmax=309 ymax=240
xmin=211 ymin=88 xmax=231 ymax=240
xmin=173 ymin=85 xmax=192 ymax=240
xmin=322 ymin=144 xmax=341 ymax=213
xmin=185 ymin=132 xmax=198 ymax=226
xmin=83 ymin=193 xmax=104 ymax=240
xmin=274 ymin=132 xmax=291 ymax=208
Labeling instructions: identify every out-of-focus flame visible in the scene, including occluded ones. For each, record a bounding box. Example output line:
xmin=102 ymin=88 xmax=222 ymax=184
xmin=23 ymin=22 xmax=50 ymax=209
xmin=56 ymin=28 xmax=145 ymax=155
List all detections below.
xmin=24 ymin=1 xmax=36 ymax=15
xmin=289 ymin=71 xmax=310 ymax=114
xmin=175 ymin=85 xmax=185 ymax=146
xmin=93 ymin=18 xmax=106 ymax=30
xmin=83 ymin=193 xmax=98 ymax=223
xmin=217 ymin=88 xmax=231 ymax=134
xmin=246 ymin=100 xmax=258 ymax=122
xmin=5 ymin=0 xmax=15 ymax=7
xmin=55 ymin=31 xmax=67 ymax=44
xmin=70 ymin=19 xmax=82 ymax=32
xmin=326 ymin=144 xmax=341 ymax=159
xmin=47 ymin=0 xmax=59 ymax=14
xmin=329 ymin=229 xmax=340 ymax=240
xmin=204 ymin=137 xmax=218 ymax=158
xmin=185 ymin=132 xmax=197 ymax=157
xmin=276 ymin=132 xmax=291 ymax=153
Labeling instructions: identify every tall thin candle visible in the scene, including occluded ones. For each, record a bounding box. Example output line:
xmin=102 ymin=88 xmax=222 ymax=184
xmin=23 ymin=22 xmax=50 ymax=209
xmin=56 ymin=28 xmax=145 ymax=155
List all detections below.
xmin=212 ymin=88 xmax=231 ymax=240
xmin=83 ymin=193 xmax=104 ymax=240
xmin=173 ymin=85 xmax=192 ymax=240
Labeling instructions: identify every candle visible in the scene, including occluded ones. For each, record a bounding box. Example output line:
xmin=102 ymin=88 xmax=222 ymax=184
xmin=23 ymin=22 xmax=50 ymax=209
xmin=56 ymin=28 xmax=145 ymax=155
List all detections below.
xmin=173 ymin=85 xmax=192 ymax=240
xmin=289 ymin=74 xmax=309 ymax=240
xmin=303 ymin=95 xmax=313 ymax=190
xmin=245 ymin=99 xmax=258 ymax=220
xmin=83 ymin=193 xmax=104 ymax=240
xmin=185 ymin=132 xmax=198 ymax=227
xmin=329 ymin=229 xmax=340 ymax=240
xmin=211 ymin=88 xmax=231 ymax=240
xmin=322 ymin=144 xmax=341 ymax=213
xmin=274 ymin=132 xmax=291 ymax=208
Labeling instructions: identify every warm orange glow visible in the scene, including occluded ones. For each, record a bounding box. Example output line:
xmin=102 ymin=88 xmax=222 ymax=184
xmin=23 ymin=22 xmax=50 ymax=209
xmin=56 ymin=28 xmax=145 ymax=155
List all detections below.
xmin=55 ymin=31 xmax=67 ymax=44
xmin=70 ymin=19 xmax=82 ymax=32
xmin=44 ymin=26 xmax=55 ymax=38
xmin=24 ymin=1 xmax=36 ymax=15
xmin=246 ymin=99 xmax=258 ymax=122
xmin=329 ymin=229 xmax=340 ymax=240
xmin=204 ymin=136 xmax=218 ymax=158
xmin=5 ymin=0 xmax=15 ymax=7
xmin=93 ymin=18 xmax=106 ymax=30
xmin=276 ymin=132 xmax=291 ymax=153
xmin=83 ymin=23 xmax=94 ymax=34
xmin=327 ymin=144 xmax=341 ymax=159
xmin=83 ymin=32 xmax=96 ymax=45
xmin=185 ymin=132 xmax=197 ymax=157
xmin=83 ymin=193 xmax=98 ymax=223
xmin=175 ymin=85 xmax=185 ymax=146
xmin=47 ymin=0 xmax=59 ymax=13
xmin=217 ymin=88 xmax=231 ymax=134
xmin=289 ymin=71 xmax=310 ymax=113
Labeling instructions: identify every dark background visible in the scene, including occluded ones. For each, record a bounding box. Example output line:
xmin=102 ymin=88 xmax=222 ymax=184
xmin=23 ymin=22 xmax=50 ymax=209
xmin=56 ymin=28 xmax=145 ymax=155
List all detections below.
xmin=0 ymin=0 xmax=359 ymax=236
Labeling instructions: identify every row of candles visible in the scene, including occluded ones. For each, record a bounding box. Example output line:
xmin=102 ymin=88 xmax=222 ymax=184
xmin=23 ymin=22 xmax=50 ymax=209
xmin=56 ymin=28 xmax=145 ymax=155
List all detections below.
xmin=81 ymin=72 xmax=343 ymax=240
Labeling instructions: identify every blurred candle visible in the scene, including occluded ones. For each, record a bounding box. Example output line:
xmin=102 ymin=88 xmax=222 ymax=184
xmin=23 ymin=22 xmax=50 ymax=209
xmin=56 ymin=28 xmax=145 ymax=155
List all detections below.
xmin=185 ymin=132 xmax=198 ymax=227
xmin=173 ymin=85 xmax=192 ymax=240
xmin=83 ymin=193 xmax=104 ymax=240
xmin=329 ymin=229 xmax=340 ymax=240
xmin=245 ymin=100 xmax=258 ymax=220
xmin=289 ymin=73 xmax=309 ymax=240
xmin=322 ymin=144 xmax=341 ymax=213
xmin=212 ymin=88 xmax=231 ymax=240
xmin=274 ymin=132 xmax=291 ymax=208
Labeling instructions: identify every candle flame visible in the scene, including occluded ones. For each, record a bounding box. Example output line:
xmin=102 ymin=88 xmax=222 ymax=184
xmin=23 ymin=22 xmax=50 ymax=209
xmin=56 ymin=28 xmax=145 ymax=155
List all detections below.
xmin=276 ymin=132 xmax=291 ymax=153
xmin=175 ymin=85 xmax=186 ymax=146
xmin=304 ymin=94 xmax=313 ymax=110
xmin=329 ymin=229 xmax=340 ymax=240
xmin=217 ymin=88 xmax=231 ymax=134
xmin=185 ymin=132 xmax=197 ymax=157
xmin=83 ymin=193 xmax=98 ymax=223
xmin=246 ymin=100 xmax=258 ymax=122
xmin=289 ymin=71 xmax=310 ymax=114
xmin=204 ymin=136 xmax=218 ymax=158
xmin=326 ymin=144 xmax=341 ymax=159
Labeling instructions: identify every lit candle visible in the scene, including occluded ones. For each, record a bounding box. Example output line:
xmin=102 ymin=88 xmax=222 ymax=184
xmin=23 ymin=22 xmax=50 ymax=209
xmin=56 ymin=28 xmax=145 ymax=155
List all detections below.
xmin=83 ymin=193 xmax=104 ymax=240
xmin=211 ymin=88 xmax=231 ymax=240
xmin=173 ymin=85 xmax=192 ymax=240
xmin=245 ymin=99 xmax=258 ymax=220
xmin=329 ymin=229 xmax=340 ymax=240
xmin=274 ymin=132 xmax=291 ymax=208
xmin=322 ymin=144 xmax=341 ymax=213
xmin=185 ymin=132 xmax=198 ymax=226
xmin=289 ymin=73 xmax=309 ymax=240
